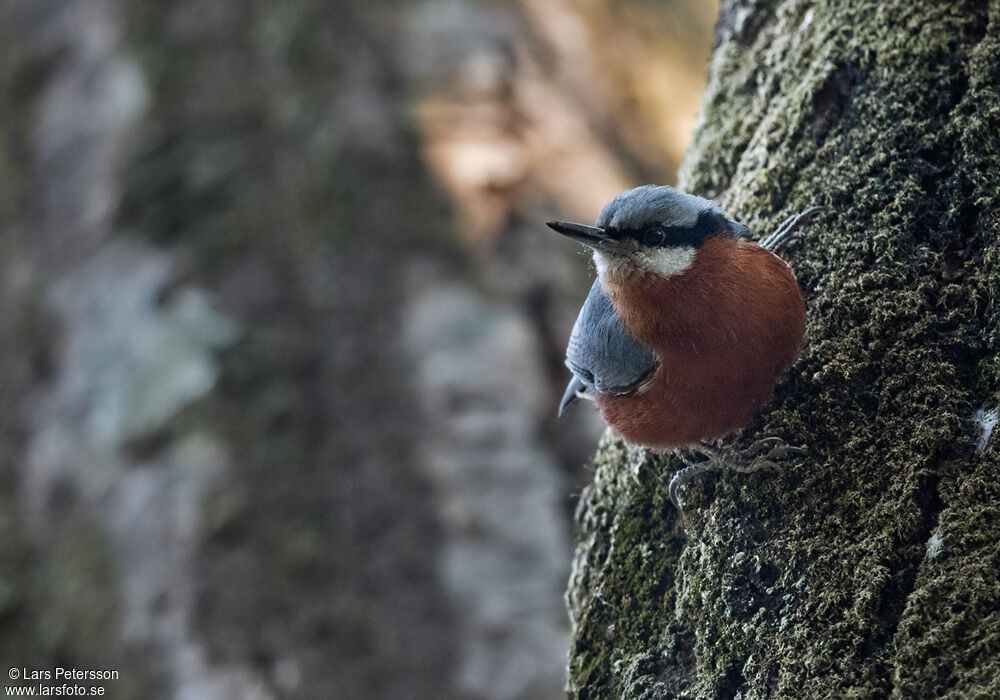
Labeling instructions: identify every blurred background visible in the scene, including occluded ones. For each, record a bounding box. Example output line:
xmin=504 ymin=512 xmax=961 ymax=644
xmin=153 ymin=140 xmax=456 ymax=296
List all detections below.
xmin=0 ymin=0 xmax=715 ymax=697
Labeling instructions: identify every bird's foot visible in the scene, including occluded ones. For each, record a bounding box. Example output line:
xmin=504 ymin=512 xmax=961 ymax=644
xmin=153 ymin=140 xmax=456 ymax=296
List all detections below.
xmin=668 ymin=456 xmax=724 ymax=510
xmin=759 ymin=206 xmax=823 ymax=254
xmin=668 ymin=438 xmax=805 ymax=510
xmin=736 ymin=437 xmax=806 ymax=472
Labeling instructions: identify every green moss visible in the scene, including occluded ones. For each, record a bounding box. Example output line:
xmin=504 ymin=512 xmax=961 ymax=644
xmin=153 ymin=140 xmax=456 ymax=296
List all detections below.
xmin=567 ymin=437 xmax=690 ymax=699
xmin=568 ymin=1 xmax=1000 ymax=697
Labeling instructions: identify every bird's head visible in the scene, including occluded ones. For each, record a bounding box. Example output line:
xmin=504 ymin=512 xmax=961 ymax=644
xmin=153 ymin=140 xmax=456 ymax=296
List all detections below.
xmin=547 ymin=185 xmax=749 ymax=283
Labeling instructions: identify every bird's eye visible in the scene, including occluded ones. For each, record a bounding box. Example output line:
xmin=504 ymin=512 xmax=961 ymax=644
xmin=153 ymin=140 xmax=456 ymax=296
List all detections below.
xmin=643 ymin=229 xmax=666 ymax=247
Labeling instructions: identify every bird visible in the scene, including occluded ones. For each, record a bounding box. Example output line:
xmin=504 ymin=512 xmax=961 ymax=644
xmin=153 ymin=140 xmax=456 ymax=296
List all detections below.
xmin=547 ymin=185 xmax=818 ymax=508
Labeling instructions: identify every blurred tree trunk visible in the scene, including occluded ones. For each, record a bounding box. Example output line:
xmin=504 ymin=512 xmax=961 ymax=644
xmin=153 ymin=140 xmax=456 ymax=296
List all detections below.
xmin=566 ymin=1 xmax=1000 ymax=697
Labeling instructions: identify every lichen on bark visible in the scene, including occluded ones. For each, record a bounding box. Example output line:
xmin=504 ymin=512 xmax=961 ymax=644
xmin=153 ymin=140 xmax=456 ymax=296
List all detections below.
xmin=0 ymin=12 xmax=155 ymax=696
xmin=116 ymin=1 xmax=462 ymax=696
xmin=566 ymin=1 xmax=1000 ymax=698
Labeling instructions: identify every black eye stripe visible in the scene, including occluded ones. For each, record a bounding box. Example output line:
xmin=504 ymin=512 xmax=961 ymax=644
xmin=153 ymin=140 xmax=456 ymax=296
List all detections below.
xmin=633 ymin=225 xmax=689 ymax=245
xmin=643 ymin=229 xmax=666 ymax=246
xmin=625 ymin=210 xmax=733 ymax=248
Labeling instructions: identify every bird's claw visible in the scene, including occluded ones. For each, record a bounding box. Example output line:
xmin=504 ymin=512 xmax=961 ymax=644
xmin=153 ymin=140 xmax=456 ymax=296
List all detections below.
xmin=743 ymin=437 xmax=806 ymax=461
xmin=762 ymin=444 xmax=807 ymax=461
xmin=736 ymin=439 xmax=806 ymax=475
xmin=668 ymin=459 xmax=722 ymax=510
xmin=730 ymin=457 xmax=784 ymax=476
xmin=668 ymin=439 xmax=806 ymax=511
xmin=759 ymin=205 xmax=823 ymax=253
xmin=742 ymin=436 xmax=784 ymax=457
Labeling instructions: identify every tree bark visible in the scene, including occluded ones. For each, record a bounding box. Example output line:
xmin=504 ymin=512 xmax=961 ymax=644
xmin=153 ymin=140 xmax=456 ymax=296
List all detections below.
xmin=566 ymin=1 xmax=1000 ymax=698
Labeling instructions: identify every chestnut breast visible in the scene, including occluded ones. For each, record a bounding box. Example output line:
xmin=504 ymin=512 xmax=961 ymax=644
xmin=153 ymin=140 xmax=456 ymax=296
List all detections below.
xmin=597 ymin=236 xmax=805 ymax=448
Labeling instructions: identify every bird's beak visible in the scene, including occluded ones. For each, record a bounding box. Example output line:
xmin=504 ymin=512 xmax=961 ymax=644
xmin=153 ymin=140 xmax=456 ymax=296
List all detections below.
xmin=546 ymin=221 xmax=618 ymax=250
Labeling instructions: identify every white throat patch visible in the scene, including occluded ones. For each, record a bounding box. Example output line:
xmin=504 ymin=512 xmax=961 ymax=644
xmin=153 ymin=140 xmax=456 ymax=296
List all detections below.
xmin=593 ymin=245 xmax=696 ymax=281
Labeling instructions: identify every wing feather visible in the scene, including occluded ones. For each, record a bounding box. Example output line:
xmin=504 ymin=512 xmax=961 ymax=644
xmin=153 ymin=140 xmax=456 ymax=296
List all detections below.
xmin=565 ymin=280 xmax=657 ymax=396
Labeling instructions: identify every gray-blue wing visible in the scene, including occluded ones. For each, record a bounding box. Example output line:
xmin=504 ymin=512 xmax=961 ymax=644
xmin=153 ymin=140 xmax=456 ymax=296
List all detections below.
xmin=562 ymin=279 xmax=657 ymax=410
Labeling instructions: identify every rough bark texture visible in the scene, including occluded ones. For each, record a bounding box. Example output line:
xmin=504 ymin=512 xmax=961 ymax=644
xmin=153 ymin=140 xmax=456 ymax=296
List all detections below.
xmin=567 ymin=1 xmax=1000 ymax=698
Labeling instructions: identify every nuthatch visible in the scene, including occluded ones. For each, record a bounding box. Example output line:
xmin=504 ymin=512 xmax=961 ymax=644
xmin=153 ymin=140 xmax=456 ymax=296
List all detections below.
xmin=548 ymin=185 xmax=818 ymax=508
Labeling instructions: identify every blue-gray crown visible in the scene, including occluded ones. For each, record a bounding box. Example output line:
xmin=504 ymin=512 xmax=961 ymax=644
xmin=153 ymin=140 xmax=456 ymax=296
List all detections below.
xmin=595 ymin=185 xmax=721 ymax=233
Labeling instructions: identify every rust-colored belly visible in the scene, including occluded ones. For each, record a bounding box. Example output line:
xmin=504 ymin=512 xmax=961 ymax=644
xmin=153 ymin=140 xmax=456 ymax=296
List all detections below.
xmin=597 ymin=238 xmax=805 ymax=448
xmin=597 ymin=353 xmax=787 ymax=447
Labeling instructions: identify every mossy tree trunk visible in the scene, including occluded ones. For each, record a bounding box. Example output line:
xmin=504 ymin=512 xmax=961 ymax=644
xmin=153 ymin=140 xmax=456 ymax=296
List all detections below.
xmin=566 ymin=1 xmax=1000 ymax=697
